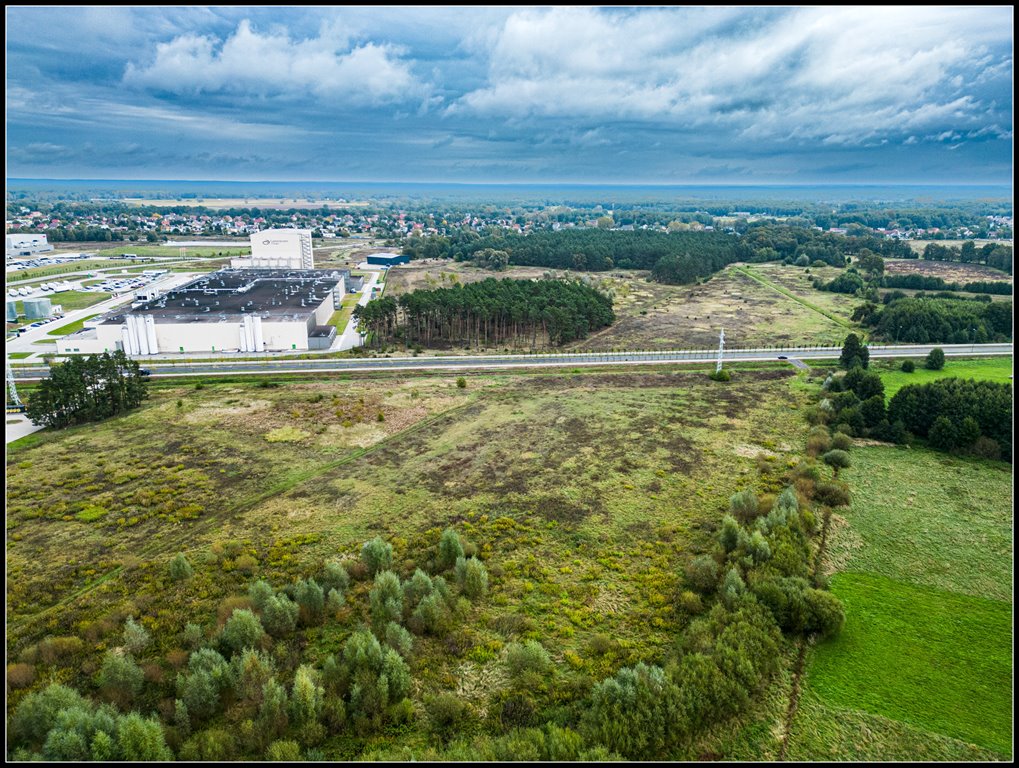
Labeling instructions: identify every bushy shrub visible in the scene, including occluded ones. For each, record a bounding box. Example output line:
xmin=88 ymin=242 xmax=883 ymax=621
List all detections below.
xmin=336 ymin=630 xmax=411 ymax=732
xmin=718 ymin=515 xmax=741 ymax=553
xmin=812 ymin=480 xmax=851 ymax=507
xmin=411 ymin=592 xmax=453 ymax=636
xmin=505 ymin=640 xmax=552 ymax=686
xmin=804 ymin=589 xmax=845 ymax=637
xmin=925 ymin=347 xmax=945 ymax=370
xmin=219 ymin=609 xmax=265 ymax=656
xmin=830 ymin=432 xmax=853 ymax=451
xmin=720 ymin=568 xmax=746 ymax=609
xmin=677 ymin=590 xmax=704 ymax=615
xmin=729 ymin=489 xmax=759 ymax=523
xmin=7 ymin=662 xmax=36 ymax=689
xmin=684 ymin=555 xmax=720 ymax=594
xmin=928 ymin=416 xmax=957 ymax=450
xmin=293 ymin=579 xmax=325 ymax=625
xmin=326 ymin=588 xmax=345 ymax=615
xmin=385 ymin=622 xmax=414 ymax=659
xmin=901 ymin=359 xmax=915 ymax=373
xmin=266 ymin=740 xmax=302 ymax=761
xmin=822 ymin=449 xmax=852 ymax=476
xmin=11 ymin=684 xmax=89 ymax=748
xmin=402 ymin=568 xmax=435 ymax=609
xmin=97 ymin=651 xmax=144 ymax=707
xmin=747 ymin=530 xmax=772 ymax=564
xmin=169 ymin=552 xmax=194 ymax=581
xmin=437 ymin=528 xmax=465 ymax=571
xmin=319 ymin=561 xmax=350 ymax=595
xmin=232 ymin=649 xmax=276 ymax=704
xmin=361 ymin=538 xmax=393 ymax=576
xmin=116 ymin=713 xmax=173 ymax=760
xmin=456 ymin=377 xmax=467 ymax=389
xmin=122 ymin=617 xmax=151 ymax=656
xmin=179 ymin=727 xmax=236 ymax=761
xmin=370 ymin=571 xmax=404 ymax=627
xmin=178 ymin=648 xmax=233 ymax=722
xmin=582 ymin=663 xmax=683 ymax=759
xmin=708 ymin=369 xmax=731 ymax=382
xmin=426 ymin=693 xmax=469 ymax=742
xmin=258 ymin=679 xmax=290 ymax=739
xmin=970 ymin=436 xmax=1002 ymax=460
xmin=248 ymin=580 xmax=274 ymax=612
xmin=289 ymin=665 xmax=324 ymax=729
xmin=262 ymin=595 xmax=299 ymax=638
xmin=455 ymin=556 xmax=489 ymax=600
xmin=182 ymin=622 xmax=204 ymax=650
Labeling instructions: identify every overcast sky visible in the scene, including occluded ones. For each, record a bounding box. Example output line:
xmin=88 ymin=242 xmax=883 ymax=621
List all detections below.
xmin=5 ymin=6 xmax=1013 ymax=184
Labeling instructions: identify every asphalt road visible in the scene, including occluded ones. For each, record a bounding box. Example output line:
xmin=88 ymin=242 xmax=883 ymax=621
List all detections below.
xmin=10 ymin=343 xmax=1012 ymax=380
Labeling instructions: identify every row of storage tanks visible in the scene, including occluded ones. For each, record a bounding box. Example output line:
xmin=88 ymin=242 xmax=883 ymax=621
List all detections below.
xmin=6 ymin=297 xmax=52 ymax=322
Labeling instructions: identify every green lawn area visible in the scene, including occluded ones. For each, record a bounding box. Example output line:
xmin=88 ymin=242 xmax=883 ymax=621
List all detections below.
xmin=11 ymin=260 xmax=129 ymax=282
xmin=792 ymin=443 xmax=1013 ymax=759
xmin=801 ymin=572 xmax=1011 ymax=755
xmin=7 ymin=352 xmax=34 ymax=359
xmin=90 ymin=245 xmax=249 ymax=258
xmin=49 ymin=290 xmax=111 ymax=311
xmin=328 ymin=293 xmax=362 ymax=329
xmin=787 ymin=689 xmax=1004 ymax=762
xmin=48 ymin=314 xmax=101 ymax=336
xmin=825 ymin=446 xmax=1012 ymax=600
xmin=876 ymin=356 xmax=1013 ymax=399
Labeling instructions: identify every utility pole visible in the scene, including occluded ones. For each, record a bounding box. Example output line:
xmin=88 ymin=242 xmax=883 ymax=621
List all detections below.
xmin=716 ymin=327 xmax=725 ymax=373
xmin=6 ymin=354 xmax=26 ymax=413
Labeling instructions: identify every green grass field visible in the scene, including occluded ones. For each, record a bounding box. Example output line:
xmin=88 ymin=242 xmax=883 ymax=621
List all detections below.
xmin=47 ymin=290 xmax=112 ymax=311
xmin=48 ymin=314 xmax=101 ymax=336
xmin=876 ymin=356 xmax=1013 ymax=399
xmin=10 ymin=261 xmax=130 ymax=282
xmin=801 ymin=573 xmax=1011 ymax=754
xmin=328 ymin=293 xmax=362 ymax=329
xmin=825 ymin=447 xmax=1012 ymax=600
xmin=791 ymin=443 xmax=1013 ymax=759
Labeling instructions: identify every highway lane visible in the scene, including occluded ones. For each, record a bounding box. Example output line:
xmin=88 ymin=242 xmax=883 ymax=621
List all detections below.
xmin=10 ymin=343 xmax=1012 ymax=380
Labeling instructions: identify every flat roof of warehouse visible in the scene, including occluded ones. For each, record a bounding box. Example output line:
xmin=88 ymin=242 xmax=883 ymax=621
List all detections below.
xmin=100 ymin=268 xmax=347 ymax=325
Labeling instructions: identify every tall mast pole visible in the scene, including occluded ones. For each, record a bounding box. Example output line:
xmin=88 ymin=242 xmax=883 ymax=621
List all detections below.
xmin=716 ymin=327 xmax=725 ymax=374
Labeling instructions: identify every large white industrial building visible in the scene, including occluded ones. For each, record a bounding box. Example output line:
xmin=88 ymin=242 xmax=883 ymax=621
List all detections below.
xmin=58 ymin=269 xmax=352 ymax=355
xmin=230 ymin=229 xmax=314 ymax=270
xmin=6 ymin=233 xmax=54 ymax=258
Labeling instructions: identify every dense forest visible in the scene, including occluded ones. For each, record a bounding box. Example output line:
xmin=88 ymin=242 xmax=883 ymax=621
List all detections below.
xmin=853 ymin=296 xmax=1012 ymax=343
xmin=888 ymin=379 xmax=1012 ymax=461
xmin=402 ymin=229 xmax=750 ymax=278
xmin=881 ymin=274 xmax=1012 ymax=295
xmin=402 ymin=225 xmax=924 ymax=286
xmin=354 ymin=278 xmax=615 ymax=349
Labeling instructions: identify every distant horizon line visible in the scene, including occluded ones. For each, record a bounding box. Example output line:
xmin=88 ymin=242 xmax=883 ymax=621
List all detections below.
xmin=7 ymin=177 xmax=1014 ymax=189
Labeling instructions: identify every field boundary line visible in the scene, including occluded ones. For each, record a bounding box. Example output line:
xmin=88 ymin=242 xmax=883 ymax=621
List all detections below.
xmin=733 ymin=265 xmax=857 ymax=332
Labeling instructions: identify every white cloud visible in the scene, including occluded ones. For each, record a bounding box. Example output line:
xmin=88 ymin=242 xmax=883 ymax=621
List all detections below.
xmin=123 ymin=19 xmax=425 ymax=105
xmin=452 ymin=7 xmax=1013 ymax=143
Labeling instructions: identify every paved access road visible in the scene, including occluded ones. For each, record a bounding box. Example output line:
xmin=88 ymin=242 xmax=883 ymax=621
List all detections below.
xmin=10 ymin=343 xmax=1012 ymax=381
